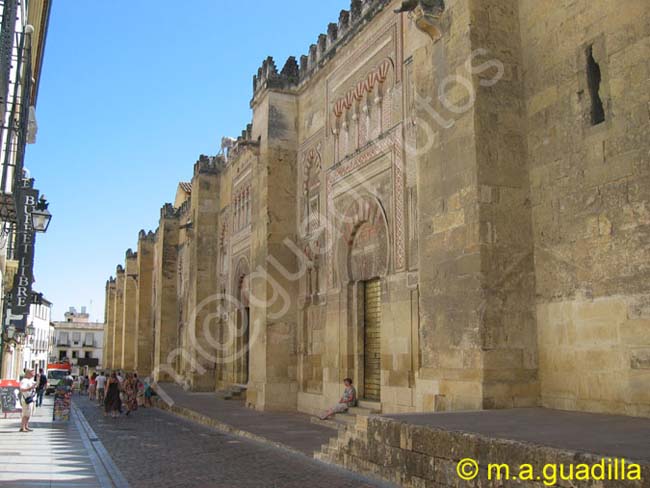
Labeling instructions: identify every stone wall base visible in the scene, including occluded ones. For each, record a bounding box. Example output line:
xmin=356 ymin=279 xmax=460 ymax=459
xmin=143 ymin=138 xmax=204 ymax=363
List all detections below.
xmin=315 ymin=416 xmax=650 ymax=488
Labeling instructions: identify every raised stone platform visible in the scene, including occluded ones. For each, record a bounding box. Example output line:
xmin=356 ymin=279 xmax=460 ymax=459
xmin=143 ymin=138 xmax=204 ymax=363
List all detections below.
xmin=316 ymin=408 xmax=650 ymax=487
xmin=154 ymin=382 xmax=337 ymax=457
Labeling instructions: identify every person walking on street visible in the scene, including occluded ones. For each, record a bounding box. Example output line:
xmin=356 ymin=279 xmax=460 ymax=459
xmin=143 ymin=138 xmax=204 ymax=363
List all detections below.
xmin=104 ymin=372 xmax=122 ymax=418
xmin=123 ymin=373 xmax=138 ymax=416
xmin=135 ymin=373 xmax=144 ymax=407
xmin=144 ymin=378 xmax=154 ymax=408
xmin=96 ymin=371 xmax=107 ymax=405
xmin=35 ymin=368 xmax=47 ymax=407
xmin=19 ymin=369 xmax=37 ymax=432
xmin=88 ymin=373 xmax=97 ymax=401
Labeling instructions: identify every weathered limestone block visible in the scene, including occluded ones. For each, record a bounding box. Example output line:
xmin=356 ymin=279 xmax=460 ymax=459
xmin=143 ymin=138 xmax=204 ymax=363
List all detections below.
xmin=152 ymin=205 xmax=180 ymax=383
xmin=112 ymin=266 xmax=125 ymax=369
xmin=103 ymin=278 xmax=116 ymax=369
xmin=135 ymin=231 xmax=155 ymax=377
xmin=122 ymin=250 xmax=138 ymax=371
xmin=247 ymin=87 xmax=300 ymax=411
xmin=186 ymin=157 xmax=221 ymax=391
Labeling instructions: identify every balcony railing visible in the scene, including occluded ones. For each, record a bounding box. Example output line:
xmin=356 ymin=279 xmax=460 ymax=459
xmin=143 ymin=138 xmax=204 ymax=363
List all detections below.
xmin=77 ymin=358 xmax=99 ymax=368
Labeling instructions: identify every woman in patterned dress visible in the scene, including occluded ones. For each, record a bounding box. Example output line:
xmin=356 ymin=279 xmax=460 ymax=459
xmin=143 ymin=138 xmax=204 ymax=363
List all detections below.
xmin=319 ymin=378 xmax=357 ymax=420
xmin=124 ymin=373 xmax=138 ymax=416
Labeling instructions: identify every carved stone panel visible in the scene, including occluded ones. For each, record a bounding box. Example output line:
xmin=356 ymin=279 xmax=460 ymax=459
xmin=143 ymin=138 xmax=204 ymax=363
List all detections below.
xmin=326 ymin=128 xmax=406 ymax=290
xmin=348 ymin=208 xmax=389 ymax=282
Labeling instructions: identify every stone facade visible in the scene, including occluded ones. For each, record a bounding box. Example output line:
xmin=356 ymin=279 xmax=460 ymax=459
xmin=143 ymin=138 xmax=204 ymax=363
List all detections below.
xmin=104 ymin=0 xmax=650 ymax=418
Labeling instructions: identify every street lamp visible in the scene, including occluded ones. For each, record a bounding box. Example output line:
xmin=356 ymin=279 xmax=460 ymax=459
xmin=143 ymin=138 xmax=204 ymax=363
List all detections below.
xmin=26 ymin=323 xmax=35 ymax=337
xmin=7 ymin=324 xmax=16 ymax=340
xmin=31 ymin=196 xmax=52 ymax=233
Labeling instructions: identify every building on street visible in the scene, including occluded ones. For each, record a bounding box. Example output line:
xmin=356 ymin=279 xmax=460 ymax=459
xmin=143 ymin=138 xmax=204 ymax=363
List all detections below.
xmin=0 ymin=0 xmax=53 ymax=380
xmin=104 ymin=0 xmax=650 ymax=419
xmin=20 ymin=293 xmax=52 ymax=373
xmin=53 ymin=307 xmax=104 ymax=377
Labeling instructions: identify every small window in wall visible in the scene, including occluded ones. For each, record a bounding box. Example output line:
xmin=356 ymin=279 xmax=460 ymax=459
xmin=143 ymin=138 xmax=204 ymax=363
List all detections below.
xmin=72 ymin=351 xmax=78 ymax=359
xmin=586 ymin=45 xmax=605 ymax=125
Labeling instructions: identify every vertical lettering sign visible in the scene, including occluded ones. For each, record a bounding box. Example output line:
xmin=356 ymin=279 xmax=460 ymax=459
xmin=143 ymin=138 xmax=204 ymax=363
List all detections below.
xmin=10 ymin=180 xmax=38 ymax=332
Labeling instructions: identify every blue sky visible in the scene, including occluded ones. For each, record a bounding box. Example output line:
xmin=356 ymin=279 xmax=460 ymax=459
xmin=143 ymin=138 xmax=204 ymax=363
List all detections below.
xmin=27 ymin=0 xmax=349 ymax=321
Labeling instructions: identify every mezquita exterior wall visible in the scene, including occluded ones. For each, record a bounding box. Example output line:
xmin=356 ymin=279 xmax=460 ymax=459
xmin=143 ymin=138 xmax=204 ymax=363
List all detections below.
xmin=104 ymin=0 xmax=650 ymax=418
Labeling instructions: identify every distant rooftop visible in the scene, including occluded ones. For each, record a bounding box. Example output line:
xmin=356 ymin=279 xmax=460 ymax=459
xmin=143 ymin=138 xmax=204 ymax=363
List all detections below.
xmin=62 ymin=306 xmax=90 ymax=323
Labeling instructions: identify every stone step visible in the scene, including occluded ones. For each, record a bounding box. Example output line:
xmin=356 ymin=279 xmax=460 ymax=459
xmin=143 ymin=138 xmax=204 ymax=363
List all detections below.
xmin=336 ymin=413 xmax=357 ymax=424
xmin=311 ymin=416 xmax=352 ymax=434
xmin=357 ymin=400 xmax=381 ymax=412
xmin=348 ymin=406 xmax=378 ymax=416
xmin=314 ymin=451 xmax=332 ymax=463
xmin=224 ymin=384 xmax=248 ymax=400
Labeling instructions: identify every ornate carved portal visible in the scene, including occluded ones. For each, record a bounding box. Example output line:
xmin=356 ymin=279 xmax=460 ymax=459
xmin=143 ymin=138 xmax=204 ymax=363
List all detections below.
xmin=326 ymin=128 xmax=406 ymax=290
xmin=338 ymin=196 xmax=389 ymax=402
xmin=342 ymin=196 xmax=390 ymax=283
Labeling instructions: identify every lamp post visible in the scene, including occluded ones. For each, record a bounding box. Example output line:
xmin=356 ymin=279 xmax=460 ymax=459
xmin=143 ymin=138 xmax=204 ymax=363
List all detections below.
xmin=31 ymin=196 xmax=52 ymax=233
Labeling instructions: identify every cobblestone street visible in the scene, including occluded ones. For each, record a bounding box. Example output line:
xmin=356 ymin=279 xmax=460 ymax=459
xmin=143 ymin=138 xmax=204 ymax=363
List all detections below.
xmin=75 ymin=396 xmax=392 ymax=488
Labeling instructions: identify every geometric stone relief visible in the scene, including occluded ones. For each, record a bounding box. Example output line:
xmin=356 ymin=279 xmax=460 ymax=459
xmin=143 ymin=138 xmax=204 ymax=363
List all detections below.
xmin=300 ymin=142 xmax=323 ymax=237
xmin=332 ymin=58 xmax=395 ymax=163
xmin=339 ymin=194 xmax=390 ymax=283
xmin=326 ymin=127 xmax=405 ymax=289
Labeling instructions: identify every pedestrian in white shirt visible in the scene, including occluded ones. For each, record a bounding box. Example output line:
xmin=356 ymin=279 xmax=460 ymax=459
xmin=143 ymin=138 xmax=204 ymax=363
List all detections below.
xmin=95 ymin=372 xmax=107 ymax=405
xmin=19 ymin=369 xmax=36 ymax=432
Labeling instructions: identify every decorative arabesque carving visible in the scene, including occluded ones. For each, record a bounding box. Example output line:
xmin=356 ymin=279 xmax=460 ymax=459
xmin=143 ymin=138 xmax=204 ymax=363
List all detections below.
xmin=332 ymin=59 xmax=394 ymax=162
xmin=303 ymin=239 xmax=322 ymax=302
xmin=341 ymin=195 xmax=390 ymax=283
xmin=301 ymin=145 xmax=322 ymax=237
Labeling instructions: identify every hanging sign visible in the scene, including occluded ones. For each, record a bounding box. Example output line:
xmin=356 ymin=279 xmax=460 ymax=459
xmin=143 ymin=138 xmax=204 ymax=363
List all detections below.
xmin=10 ymin=179 xmax=38 ymax=332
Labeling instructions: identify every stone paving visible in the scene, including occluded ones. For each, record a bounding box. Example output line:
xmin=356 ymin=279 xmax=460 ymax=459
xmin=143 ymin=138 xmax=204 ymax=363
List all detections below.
xmin=0 ymin=396 xmax=105 ymax=488
xmin=387 ymin=408 xmax=650 ymax=462
xmin=155 ymin=382 xmax=336 ymax=456
xmin=76 ymin=395 xmax=394 ymax=488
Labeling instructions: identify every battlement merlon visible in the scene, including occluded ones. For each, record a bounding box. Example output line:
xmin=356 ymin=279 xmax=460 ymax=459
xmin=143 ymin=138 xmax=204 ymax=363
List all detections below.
xmin=138 ymin=229 xmax=156 ymax=242
xmin=193 ymin=154 xmax=225 ymax=176
xmin=251 ymin=0 xmax=395 ymax=106
xmin=161 ymin=203 xmax=180 ymax=220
